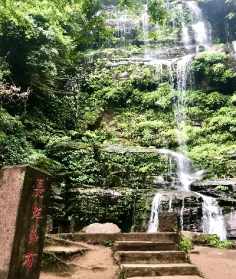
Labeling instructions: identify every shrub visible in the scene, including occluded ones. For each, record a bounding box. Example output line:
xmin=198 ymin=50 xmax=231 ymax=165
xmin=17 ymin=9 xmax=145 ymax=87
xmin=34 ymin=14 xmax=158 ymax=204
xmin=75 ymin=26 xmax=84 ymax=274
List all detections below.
xmin=198 ymin=234 xmax=233 ymax=249
xmin=192 ymin=52 xmax=236 ymax=93
xmin=142 ymin=83 xmax=173 ymax=110
xmin=179 ymin=236 xmax=193 ymax=253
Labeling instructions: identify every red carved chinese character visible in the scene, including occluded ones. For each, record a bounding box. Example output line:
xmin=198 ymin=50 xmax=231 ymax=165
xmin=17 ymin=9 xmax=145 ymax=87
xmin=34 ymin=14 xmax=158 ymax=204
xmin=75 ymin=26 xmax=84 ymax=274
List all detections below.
xmin=23 ymin=252 xmax=37 ymax=271
xmin=33 ymin=178 xmax=45 ymax=199
xmin=32 ymin=205 xmax=42 ymax=222
xmin=29 ymin=225 xmax=39 ymax=244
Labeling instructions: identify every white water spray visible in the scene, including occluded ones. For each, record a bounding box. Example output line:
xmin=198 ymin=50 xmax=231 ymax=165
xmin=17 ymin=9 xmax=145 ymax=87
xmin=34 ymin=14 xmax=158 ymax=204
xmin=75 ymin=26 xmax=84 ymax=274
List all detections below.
xmin=168 ymin=197 xmax=173 ymax=212
xmin=175 ymin=54 xmax=194 ymax=146
xmin=151 ymin=149 xmax=227 ymax=239
xmin=180 ymin=198 xmax=185 ymax=231
xmin=185 ymin=1 xmax=212 ymax=50
xmin=159 ymin=149 xmax=204 ymax=191
xmin=148 ymin=193 xmax=162 ymax=233
xmin=182 ymin=25 xmax=192 ymax=50
xmin=142 ymin=2 xmax=149 ymax=59
xmin=232 ymin=41 xmax=236 ymax=58
xmin=199 ymin=194 xmax=227 ymax=240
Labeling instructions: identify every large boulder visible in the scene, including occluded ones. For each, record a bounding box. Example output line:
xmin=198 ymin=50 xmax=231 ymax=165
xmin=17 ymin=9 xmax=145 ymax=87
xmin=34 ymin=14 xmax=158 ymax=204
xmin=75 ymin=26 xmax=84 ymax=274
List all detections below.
xmin=81 ymin=223 xmax=121 ymax=234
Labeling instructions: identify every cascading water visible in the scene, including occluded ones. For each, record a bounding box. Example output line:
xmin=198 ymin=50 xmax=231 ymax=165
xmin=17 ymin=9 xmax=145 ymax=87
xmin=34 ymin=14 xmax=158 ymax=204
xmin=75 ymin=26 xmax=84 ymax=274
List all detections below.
xmin=175 ymin=54 xmax=194 ymax=146
xmin=142 ymin=2 xmax=149 ymax=59
xmin=199 ymin=194 xmax=227 ymax=240
xmin=232 ymin=41 xmax=236 ymax=58
xmin=180 ymin=198 xmax=185 ymax=231
xmin=182 ymin=25 xmax=192 ymax=50
xmin=115 ymin=9 xmax=128 ymax=47
xmin=154 ymin=59 xmax=175 ymax=83
xmin=168 ymin=197 xmax=173 ymax=212
xmin=107 ymin=6 xmax=139 ymax=49
xmin=146 ymin=1 xmax=227 ymax=239
xmin=149 ymin=148 xmax=227 ymax=239
xmin=159 ymin=149 xmax=204 ymax=191
xmin=185 ymin=1 xmax=212 ymax=50
xmin=148 ymin=193 xmax=162 ymax=233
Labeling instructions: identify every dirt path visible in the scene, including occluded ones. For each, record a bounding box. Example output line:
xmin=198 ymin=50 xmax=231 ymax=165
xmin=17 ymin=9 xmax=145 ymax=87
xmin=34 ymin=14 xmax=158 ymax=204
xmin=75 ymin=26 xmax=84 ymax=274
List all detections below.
xmin=40 ymin=245 xmax=118 ymax=279
xmin=71 ymin=245 xmax=118 ymax=279
xmin=191 ymin=246 xmax=236 ymax=279
xmin=41 ymin=244 xmax=236 ymax=279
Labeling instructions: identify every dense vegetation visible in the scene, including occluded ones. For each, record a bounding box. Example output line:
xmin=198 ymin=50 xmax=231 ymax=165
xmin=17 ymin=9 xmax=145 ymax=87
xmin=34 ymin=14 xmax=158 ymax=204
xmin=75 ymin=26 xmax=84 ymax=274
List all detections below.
xmin=0 ymin=0 xmax=235 ymax=231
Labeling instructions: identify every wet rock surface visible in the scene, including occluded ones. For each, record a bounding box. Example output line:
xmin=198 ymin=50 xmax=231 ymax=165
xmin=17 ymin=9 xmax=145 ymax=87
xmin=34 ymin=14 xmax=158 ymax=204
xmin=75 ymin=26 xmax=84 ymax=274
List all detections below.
xmin=156 ymin=192 xmax=203 ymax=232
xmin=191 ymin=179 xmax=236 ymax=205
xmin=51 ymin=184 xmax=236 ymax=237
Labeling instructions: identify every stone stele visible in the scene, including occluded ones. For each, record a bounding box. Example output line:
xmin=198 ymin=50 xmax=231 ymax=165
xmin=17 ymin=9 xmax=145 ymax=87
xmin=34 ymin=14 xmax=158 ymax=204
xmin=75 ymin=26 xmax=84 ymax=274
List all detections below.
xmin=0 ymin=165 xmax=51 ymax=279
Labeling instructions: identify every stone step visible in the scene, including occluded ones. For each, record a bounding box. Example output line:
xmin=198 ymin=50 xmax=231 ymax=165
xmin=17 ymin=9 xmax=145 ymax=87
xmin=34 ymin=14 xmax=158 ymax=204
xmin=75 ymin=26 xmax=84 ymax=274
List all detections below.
xmin=121 ymin=263 xmax=200 ymax=277
xmin=117 ymin=251 xmax=188 ymax=264
xmin=114 ymin=241 xmax=177 ymax=251
xmin=58 ymin=232 xmax=179 ymax=244
xmin=117 ymin=233 xmax=179 ymax=243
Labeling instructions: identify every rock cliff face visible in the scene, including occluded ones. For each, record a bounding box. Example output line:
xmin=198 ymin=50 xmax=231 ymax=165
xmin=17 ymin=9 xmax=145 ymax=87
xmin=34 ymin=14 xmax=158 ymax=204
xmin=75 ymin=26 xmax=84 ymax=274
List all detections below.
xmin=44 ymin=1 xmax=236 ymax=238
xmin=49 ymin=182 xmax=236 ymax=238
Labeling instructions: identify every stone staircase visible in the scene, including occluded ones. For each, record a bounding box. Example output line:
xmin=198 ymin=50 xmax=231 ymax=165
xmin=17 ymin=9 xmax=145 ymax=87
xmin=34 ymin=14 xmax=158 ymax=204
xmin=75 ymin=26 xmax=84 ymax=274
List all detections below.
xmin=114 ymin=233 xmax=202 ymax=279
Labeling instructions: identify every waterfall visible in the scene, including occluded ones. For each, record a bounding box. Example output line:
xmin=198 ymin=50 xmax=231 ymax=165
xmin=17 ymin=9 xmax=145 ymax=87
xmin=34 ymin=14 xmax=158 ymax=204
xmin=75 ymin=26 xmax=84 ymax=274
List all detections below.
xmin=159 ymin=149 xmax=204 ymax=191
xmin=199 ymin=194 xmax=227 ymax=240
xmin=142 ymin=2 xmax=149 ymax=59
xmin=176 ymin=2 xmax=226 ymax=240
xmin=155 ymin=149 xmax=227 ymax=239
xmin=233 ymin=41 xmax=236 ymax=57
xmin=175 ymin=54 xmax=194 ymax=146
xmin=180 ymin=198 xmax=185 ymax=231
xmin=176 ymin=1 xmax=213 ymax=146
xmin=182 ymin=25 xmax=192 ymax=50
xmin=176 ymin=55 xmax=193 ymax=92
xmin=116 ymin=10 xmax=128 ymax=46
xmin=185 ymin=1 xmax=212 ymax=50
xmin=168 ymin=197 xmax=173 ymax=212
xmin=143 ymin=1 xmax=227 ymax=238
xmin=107 ymin=6 xmax=136 ymax=48
xmin=154 ymin=59 xmax=175 ymax=83
xmin=148 ymin=193 xmax=162 ymax=233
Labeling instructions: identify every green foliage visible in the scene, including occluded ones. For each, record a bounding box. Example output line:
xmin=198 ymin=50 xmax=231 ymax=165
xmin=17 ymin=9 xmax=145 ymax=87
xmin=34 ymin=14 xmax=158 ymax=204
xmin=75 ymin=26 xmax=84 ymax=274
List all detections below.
xmin=215 ymin=185 xmax=228 ymax=192
xmin=192 ymin=52 xmax=236 ymax=93
xmin=68 ymin=188 xmax=133 ymax=231
xmin=189 ymin=143 xmax=236 ymax=177
xmin=110 ymin=109 xmax=177 ymax=148
xmin=56 ymin=186 xmax=155 ymax=232
xmin=179 ymin=236 xmax=193 ymax=253
xmin=231 ymin=94 xmax=236 ymax=105
xmin=118 ymin=0 xmax=143 ymax=8
xmin=102 ymin=240 xmax=114 ymax=247
xmin=131 ymin=67 xmax=158 ymax=92
xmin=187 ymin=91 xmax=226 ymax=112
xmin=118 ymin=269 xmax=126 ymax=279
xmin=198 ymin=234 xmax=233 ymax=249
xmin=148 ymin=0 xmax=169 ymax=25
xmin=142 ymin=83 xmax=173 ymax=110
xmin=0 ymin=108 xmax=32 ymax=165
xmin=0 ymin=0 xmax=110 ymax=93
